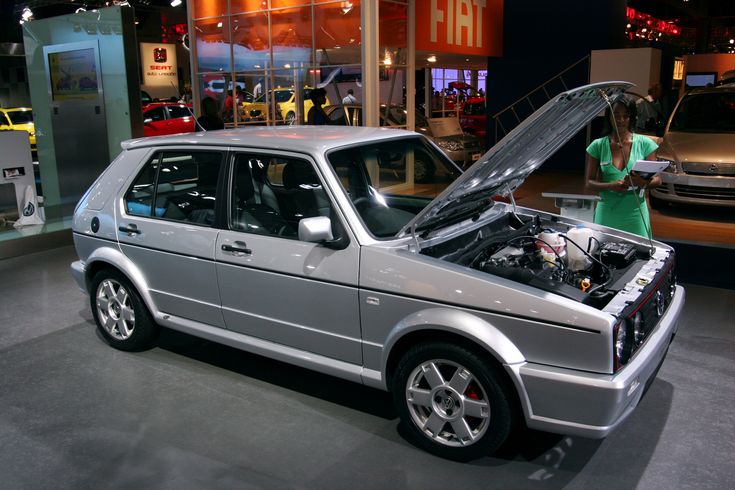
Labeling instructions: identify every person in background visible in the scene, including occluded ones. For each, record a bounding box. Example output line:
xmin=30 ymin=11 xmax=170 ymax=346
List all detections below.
xmin=179 ymin=82 xmax=192 ymax=104
xmin=222 ymin=86 xmax=243 ymax=122
xmin=585 ymin=99 xmax=661 ymax=238
xmin=342 ymin=88 xmax=358 ymax=104
xmin=636 ymin=83 xmax=663 ymax=133
xmin=197 ymin=97 xmax=224 ymax=131
xmin=307 ymin=88 xmax=329 ymax=125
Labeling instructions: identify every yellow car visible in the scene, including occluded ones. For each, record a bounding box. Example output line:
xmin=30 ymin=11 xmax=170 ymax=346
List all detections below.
xmin=244 ymin=87 xmax=330 ymax=125
xmin=0 ymin=107 xmax=36 ymax=151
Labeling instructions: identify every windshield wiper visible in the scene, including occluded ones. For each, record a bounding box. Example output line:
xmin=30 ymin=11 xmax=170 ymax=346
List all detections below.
xmin=416 ymin=195 xmax=495 ymax=236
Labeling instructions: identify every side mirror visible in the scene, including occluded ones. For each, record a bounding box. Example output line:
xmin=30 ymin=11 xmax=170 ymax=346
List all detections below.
xmin=298 ymin=216 xmax=333 ymax=243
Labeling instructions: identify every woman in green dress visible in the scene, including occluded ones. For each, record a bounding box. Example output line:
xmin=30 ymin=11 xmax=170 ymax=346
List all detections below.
xmin=585 ymin=99 xmax=662 ymax=238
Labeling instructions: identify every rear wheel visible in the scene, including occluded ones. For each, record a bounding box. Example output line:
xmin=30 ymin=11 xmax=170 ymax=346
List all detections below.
xmin=285 ymin=111 xmax=297 ymax=125
xmin=391 ymin=342 xmax=515 ymax=461
xmin=90 ymin=269 xmax=158 ymax=351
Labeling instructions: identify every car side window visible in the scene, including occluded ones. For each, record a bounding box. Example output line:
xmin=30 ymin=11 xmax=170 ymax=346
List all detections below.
xmin=124 ymin=151 xmax=223 ymax=226
xmin=167 ymin=105 xmax=191 ymax=119
xmin=230 ymin=154 xmax=332 ymax=239
xmin=145 ymin=107 xmax=166 ymax=122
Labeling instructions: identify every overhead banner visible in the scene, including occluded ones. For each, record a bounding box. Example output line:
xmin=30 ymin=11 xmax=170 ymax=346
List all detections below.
xmin=140 ymin=42 xmax=178 ymax=92
xmin=416 ymin=0 xmax=503 ymax=57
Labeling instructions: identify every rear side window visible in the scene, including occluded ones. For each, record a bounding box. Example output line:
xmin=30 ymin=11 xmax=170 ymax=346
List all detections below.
xmin=144 ymin=107 xmax=166 ymax=122
xmin=124 ymin=150 xmax=224 ymax=226
xmin=167 ymin=105 xmax=192 ymax=119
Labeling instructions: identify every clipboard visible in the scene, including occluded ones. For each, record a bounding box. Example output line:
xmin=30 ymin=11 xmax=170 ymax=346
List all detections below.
xmin=632 ymin=160 xmax=670 ymax=179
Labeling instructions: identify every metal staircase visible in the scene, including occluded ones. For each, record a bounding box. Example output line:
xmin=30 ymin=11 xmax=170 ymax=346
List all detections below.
xmin=490 ymin=55 xmax=591 ymax=145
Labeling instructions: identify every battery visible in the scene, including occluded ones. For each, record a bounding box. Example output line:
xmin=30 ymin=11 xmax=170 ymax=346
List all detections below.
xmin=599 ymin=242 xmax=637 ymax=268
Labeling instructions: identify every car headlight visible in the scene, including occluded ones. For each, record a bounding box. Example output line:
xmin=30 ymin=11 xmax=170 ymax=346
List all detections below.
xmin=436 ymin=139 xmax=463 ymax=151
xmin=614 ymin=318 xmax=634 ymax=371
xmin=632 ymin=312 xmax=645 ymax=346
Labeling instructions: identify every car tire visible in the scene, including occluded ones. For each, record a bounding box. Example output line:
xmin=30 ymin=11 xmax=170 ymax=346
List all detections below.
xmin=391 ymin=342 xmax=516 ymax=461
xmin=285 ymin=111 xmax=296 ymax=125
xmin=90 ymin=269 xmax=158 ymax=352
xmin=414 ymin=159 xmax=435 ymax=184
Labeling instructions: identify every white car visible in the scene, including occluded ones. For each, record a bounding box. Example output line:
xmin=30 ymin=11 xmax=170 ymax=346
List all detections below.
xmin=71 ymin=82 xmax=683 ymax=461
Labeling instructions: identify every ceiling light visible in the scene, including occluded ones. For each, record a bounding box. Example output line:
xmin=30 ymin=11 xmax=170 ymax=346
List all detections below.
xmin=21 ymin=7 xmax=34 ymax=22
xmin=217 ymin=21 xmax=223 ymax=28
xmin=341 ymin=1 xmax=353 ymax=14
xmin=170 ymin=0 xmax=182 ymax=7
xmin=427 ymin=55 xmax=437 ymax=63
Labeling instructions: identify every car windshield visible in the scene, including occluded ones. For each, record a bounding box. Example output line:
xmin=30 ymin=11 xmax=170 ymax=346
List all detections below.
xmin=6 ymin=111 xmax=33 ymax=124
xmin=380 ymin=106 xmax=430 ymax=128
xmin=253 ymin=90 xmax=294 ymax=104
xmin=327 ymin=137 xmax=462 ymax=238
xmin=669 ymin=91 xmax=735 ymax=133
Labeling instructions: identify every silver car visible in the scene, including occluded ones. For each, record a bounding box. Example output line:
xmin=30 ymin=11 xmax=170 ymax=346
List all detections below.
xmin=71 ymin=82 xmax=684 ymax=461
xmin=652 ymin=85 xmax=735 ymax=207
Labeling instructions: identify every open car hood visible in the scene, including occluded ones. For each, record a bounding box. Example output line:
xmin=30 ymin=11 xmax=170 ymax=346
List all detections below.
xmin=400 ymin=81 xmax=633 ymax=236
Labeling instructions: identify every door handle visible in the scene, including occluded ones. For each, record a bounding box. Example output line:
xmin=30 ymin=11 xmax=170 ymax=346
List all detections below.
xmin=221 ymin=242 xmax=251 ymax=255
xmin=118 ymin=224 xmax=141 ymax=235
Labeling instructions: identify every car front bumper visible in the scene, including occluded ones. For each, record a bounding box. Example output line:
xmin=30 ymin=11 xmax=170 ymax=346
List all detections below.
xmin=509 ymin=284 xmax=685 ymax=439
xmin=651 ymin=172 xmax=735 ymax=207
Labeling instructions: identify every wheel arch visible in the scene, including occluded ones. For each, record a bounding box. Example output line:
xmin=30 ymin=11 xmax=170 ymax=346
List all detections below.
xmin=382 ymin=308 xmax=525 ymax=391
xmin=84 ymin=247 xmax=157 ymax=316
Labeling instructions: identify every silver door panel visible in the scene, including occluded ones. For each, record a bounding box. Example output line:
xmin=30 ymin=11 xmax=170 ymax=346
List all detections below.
xmin=216 ymin=231 xmax=361 ymax=363
xmin=117 ymin=215 xmax=224 ymax=328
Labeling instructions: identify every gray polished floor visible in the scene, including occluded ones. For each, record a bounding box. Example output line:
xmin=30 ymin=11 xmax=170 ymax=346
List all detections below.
xmin=1 ymin=246 xmax=733 ymax=489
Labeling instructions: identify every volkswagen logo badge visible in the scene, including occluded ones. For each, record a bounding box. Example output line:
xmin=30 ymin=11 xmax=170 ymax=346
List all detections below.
xmin=709 ymin=163 xmax=719 ymax=174
xmin=655 ymin=290 xmax=665 ymax=317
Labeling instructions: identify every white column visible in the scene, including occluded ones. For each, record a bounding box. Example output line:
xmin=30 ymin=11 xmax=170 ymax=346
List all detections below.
xmin=361 ymin=0 xmax=379 ymax=127
xmin=406 ymin=0 xmax=415 ymax=131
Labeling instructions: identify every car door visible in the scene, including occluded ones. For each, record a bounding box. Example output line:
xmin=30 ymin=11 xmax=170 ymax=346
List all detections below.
xmin=215 ymin=151 xmax=362 ymax=364
xmin=117 ymin=147 xmax=226 ymax=327
xmin=142 ymin=106 xmax=168 ymax=136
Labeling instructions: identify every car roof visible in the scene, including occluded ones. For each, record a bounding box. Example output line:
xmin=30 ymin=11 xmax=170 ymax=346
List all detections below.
xmin=143 ymin=102 xmax=190 ymax=109
xmin=685 ymin=86 xmax=735 ymax=94
xmin=121 ymin=125 xmax=418 ymax=153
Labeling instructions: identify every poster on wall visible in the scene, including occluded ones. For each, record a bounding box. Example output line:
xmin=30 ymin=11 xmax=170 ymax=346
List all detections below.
xmin=140 ymin=42 xmax=179 ymax=96
xmin=47 ymin=47 xmax=100 ymax=101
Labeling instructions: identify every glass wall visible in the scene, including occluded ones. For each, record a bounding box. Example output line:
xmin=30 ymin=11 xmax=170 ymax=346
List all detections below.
xmin=191 ymin=0 xmax=409 ymax=127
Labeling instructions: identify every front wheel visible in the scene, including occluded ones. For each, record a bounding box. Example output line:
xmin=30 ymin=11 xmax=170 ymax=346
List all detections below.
xmin=391 ymin=342 xmax=516 ymax=461
xmin=90 ymin=269 xmax=158 ymax=351
xmin=284 ymin=111 xmax=297 ymax=125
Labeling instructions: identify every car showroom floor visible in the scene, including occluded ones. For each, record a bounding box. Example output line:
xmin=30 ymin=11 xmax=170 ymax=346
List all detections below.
xmin=1 ymin=245 xmax=733 ymax=489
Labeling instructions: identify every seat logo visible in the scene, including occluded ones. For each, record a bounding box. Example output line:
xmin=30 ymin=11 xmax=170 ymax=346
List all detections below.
xmin=153 ymin=48 xmax=167 ymax=63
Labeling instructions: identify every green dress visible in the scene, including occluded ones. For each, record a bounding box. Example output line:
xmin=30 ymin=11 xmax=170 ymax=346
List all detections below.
xmin=586 ymin=134 xmax=658 ymax=238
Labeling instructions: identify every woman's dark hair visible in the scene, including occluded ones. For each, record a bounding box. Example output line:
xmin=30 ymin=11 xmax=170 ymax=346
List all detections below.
xmin=310 ymin=87 xmax=327 ymax=102
xmin=201 ymin=96 xmax=218 ymax=117
xmin=602 ymin=99 xmax=637 ymax=135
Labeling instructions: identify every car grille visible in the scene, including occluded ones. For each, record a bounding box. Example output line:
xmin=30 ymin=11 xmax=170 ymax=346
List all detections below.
xmin=673 ymin=184 xmax=735 ymax=200
xmin=622 ymin=255 xmax=676 ymax=358
xmin=682 ymin=161 xmax=735 ymax=176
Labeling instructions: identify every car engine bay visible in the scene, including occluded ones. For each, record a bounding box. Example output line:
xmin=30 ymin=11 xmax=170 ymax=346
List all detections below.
xmin=420 ymin=211 xmax=674 ymax=313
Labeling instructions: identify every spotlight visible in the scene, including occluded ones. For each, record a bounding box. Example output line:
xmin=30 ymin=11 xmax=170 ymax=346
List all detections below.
xmin=21 ymin=7 xmax=34 ymax=22
xmin=427 ymin=55 xmax=437 ymax=63
xmin=170 ymin=0 xmax=182 ymax=6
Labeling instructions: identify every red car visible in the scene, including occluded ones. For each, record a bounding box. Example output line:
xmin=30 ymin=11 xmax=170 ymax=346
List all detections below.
xmin=142 ymin=102 xmax=195 ymax=137
xmin=459 ymin=97 xmax=487 ymax=147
